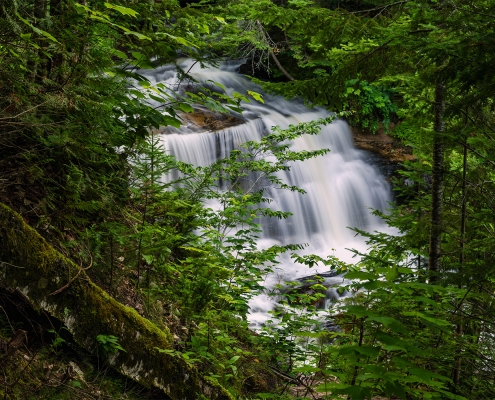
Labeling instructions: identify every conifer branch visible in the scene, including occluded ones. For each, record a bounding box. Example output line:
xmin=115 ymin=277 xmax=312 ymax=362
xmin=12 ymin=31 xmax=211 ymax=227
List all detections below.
xmin=0 ymin=101 xmax=47 ymax=120
xmin=347 ymin=0 xmax=409 ymax=14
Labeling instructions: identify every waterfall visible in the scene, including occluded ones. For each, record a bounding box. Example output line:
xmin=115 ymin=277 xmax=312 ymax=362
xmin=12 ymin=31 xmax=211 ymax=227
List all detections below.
xmin=141 ymin=59 xmax=393 ymax=326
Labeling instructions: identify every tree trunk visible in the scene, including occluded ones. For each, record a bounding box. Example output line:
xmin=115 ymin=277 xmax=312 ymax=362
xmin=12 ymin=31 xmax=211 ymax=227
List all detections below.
xmin=0 ymin=203 xmax=232 ymax=400
xmin=27 ymin=0 xmax=48 ymax=82
xmin=428 ymin=81 xmax=446 ymax=284
xmin=453 ymin=136 xmax=468 ymax=391
xmin=34 ymin=0 xmax=47 ymax=19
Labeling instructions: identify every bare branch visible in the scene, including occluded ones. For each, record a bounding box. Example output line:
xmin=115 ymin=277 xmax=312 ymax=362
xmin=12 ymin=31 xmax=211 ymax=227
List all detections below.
xmin=270 ymin=50 xmax=295 ymax=81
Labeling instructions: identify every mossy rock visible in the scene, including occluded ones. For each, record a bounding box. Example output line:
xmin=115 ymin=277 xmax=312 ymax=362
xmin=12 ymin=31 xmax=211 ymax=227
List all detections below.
xmin=0 ymin=203 xmax=233 ymax=400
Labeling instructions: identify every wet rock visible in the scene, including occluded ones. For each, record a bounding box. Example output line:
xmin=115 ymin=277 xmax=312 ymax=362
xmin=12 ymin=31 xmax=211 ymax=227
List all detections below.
xmin=154 ymin=107 xmax=245 ymax=134
xmin=350 ymin=124 xmax=418 ymax=204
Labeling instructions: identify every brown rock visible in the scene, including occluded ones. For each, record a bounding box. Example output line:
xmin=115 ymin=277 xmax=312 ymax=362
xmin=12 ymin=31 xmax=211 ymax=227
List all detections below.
xmin=350 ymin=123 xmax=415 ymax=164
xmin=154 ymin=108 xmax=244 ymax=134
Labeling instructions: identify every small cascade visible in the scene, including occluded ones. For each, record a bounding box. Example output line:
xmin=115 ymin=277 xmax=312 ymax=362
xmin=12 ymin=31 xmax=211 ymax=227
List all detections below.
xmin=141 ymin=59 xmax=393 ymax=326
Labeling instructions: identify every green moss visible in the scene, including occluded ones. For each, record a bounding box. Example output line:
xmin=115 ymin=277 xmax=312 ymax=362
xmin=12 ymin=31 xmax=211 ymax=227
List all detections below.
xmin=0 ymin=203 xmax=232 ymax=400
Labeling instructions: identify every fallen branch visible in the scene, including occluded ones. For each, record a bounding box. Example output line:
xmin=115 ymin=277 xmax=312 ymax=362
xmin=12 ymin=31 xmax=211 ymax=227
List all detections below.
xmin=268 ymin=365 xmax=317 ymax=397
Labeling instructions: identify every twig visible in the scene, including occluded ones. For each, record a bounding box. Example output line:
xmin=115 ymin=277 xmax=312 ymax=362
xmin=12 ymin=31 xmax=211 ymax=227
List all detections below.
xmin=0 ymin=101 xmax=48 ymax=120
xmin=408 ymin=29 xmax=434 ymax=35
xmin=357 ymin=38 xmax=393 ymax=64
xmin=0 ymin=306 xmax=15 ymax=334
xmin=348 ymin=0 xmax=409 ymax=14
xmin=50 ymin=256 xmax=93 ymax=296
xmin=268 ymin=365 xmax=317 ymax=396
xmin=0 ymin=261 xmax=24 ymax=269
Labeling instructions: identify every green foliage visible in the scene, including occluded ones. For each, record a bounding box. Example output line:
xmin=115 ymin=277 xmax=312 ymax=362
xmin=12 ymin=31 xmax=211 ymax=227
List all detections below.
xmin=343 ymin=78 xmax=397 ymax=133
xmin=390 ymin=119 xmax=418 ymax=142
xmin=96 ymin=334 xmax=126 ymax=358
xmin=256 ymin=237 xmax=470 ymax=399
xmin=47 ymin=326 xmax=70 ymax=353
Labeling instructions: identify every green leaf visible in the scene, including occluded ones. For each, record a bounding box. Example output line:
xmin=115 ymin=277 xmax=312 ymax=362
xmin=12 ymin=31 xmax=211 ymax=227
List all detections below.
xmin=392 ymin=356 xmax=414 ymax=368
xmin=159 ymin=32 xmax=195 ymax=47
xmin=142 ymin=254 xmax=153 ymax=264
xmin=232 ymin=91 xmax=249 ymax=102
xmin=111 ymin=49 xmax=127 ymax=59
xmin=129 ymin=90 xmax=145 ymax=99
xmin=125 ymin=31 xmax=152 ymax=41
xmin=213 ymin=81 xmax=226 ymax=90
xmin=385 ymin=267 xmax=398 ymax=281
xmin=385 ymin=381 xmax=406 ymax=398
xmin=149 ymin=94 xmax=166 ymax=103
xmin=342 ymin=305 xmax=376 ymax=318
xmin=226 ymin=105 xmax=243 ymax=113
xmin=131 ymin=51 xmax=147 ymax=60
xmin=381 ymin=344 xmax=407 ymax=352
xmin=248 ymin=91 xmax=264 ymax=103
xmin=367 ymin=316 xmax=406 ymax=332
xmin=294 ymin=331 xmax=324 ymax=338
xmin=409 ymin=367 xmax=452 ymax=382
xmin=344 ymin=271 xmax=377 ymax=280
xmin=402 ymin=311 xmax=452 ymax=327
xmin=316 ymin=383 xmax=371 ymax=399
xmin=163 ymin=116 xmax=181 ymax=129
xmin=355 ymin=345 xmax=380 ymax=357
xmin=104 ymin=3 xmax=139 ymax=18
xmin=179 ymin=103 xmax=194 ymax=113
xmin=17 ymin=13 xmax=60 ymax=43
xmin=214 ymin=16 xmax=226 ymax=24
xmin=416 ymin=296 xmax=438 ymax=306
xmin=293 ymin=365 xmax=321 ymax=373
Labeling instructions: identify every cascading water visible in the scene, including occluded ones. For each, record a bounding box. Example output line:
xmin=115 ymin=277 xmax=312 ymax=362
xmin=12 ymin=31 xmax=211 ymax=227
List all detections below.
xmin=141 ymin=59 xmax=393 ymax=327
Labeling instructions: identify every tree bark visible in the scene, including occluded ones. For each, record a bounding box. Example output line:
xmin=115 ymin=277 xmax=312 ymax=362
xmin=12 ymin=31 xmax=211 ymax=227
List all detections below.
xmin=459 ymin=138 xmax=468 ymax=270
xmin=453 ymin=135 xmax=468 ymax=391
xmin=428 ymin=81 xmax=446 ymax=284
xmin=27 ymin=0 xmax=48 ymax=83
xmin=34 ymin=0 xmax=47 ymax=19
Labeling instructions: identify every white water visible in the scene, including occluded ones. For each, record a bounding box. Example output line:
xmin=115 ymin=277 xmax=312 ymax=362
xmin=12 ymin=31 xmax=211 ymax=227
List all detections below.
xmin=141 ymin=59 xmax=392 ymax=326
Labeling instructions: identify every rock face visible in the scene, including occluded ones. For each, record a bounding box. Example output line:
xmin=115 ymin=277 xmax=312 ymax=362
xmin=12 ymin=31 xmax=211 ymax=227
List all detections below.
xmin=350 ymin=124 xmax=414 ymax=164
xmin=350 ymin=124 xmax=416 ymax=204
xmin=0 ymin=203 xmax=233 ymax=400
xmin=154 ymin=107 xmax=245 ymax=135
xmin=181 ymin=108 xmax=244 ymax=132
